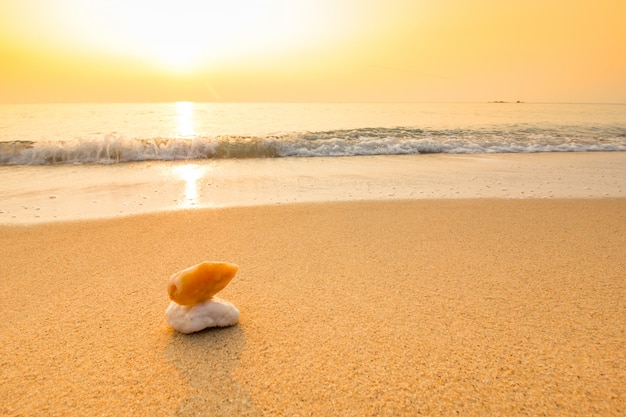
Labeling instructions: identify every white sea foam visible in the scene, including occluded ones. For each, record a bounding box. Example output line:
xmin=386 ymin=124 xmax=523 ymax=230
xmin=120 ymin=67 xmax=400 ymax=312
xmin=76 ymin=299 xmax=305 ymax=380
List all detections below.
xmin=1 ymin=127 xmax=625 ymax=165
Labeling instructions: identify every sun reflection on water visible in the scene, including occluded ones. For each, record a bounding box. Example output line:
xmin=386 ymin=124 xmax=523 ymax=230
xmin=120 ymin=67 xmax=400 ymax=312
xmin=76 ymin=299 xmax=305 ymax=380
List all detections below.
xmin=175 ymin=101 xmax=195 ymax=138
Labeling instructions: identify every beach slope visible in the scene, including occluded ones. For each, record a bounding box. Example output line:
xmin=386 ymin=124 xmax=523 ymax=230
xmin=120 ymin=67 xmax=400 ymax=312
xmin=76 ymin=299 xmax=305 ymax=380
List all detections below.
xmin=1 ymin=199 xmax=624 ymax=416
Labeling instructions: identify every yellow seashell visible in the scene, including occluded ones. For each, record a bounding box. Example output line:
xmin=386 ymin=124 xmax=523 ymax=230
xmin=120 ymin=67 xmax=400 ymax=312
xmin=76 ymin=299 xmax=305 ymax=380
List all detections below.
xmin=168 ymin=261 xmax=238 ymax=306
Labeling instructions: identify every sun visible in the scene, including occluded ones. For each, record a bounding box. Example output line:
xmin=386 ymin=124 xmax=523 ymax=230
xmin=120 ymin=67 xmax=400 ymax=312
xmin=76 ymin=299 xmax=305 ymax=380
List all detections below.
xmin=147 ymin=39 xmax=205 ymax=73
xmin=49 ymin=0 xmax=348 ymax=73
xmin=98 ymin=1 xmax=218 ymax=73
xmin=161 ymin=50 xmax=195 ymax=72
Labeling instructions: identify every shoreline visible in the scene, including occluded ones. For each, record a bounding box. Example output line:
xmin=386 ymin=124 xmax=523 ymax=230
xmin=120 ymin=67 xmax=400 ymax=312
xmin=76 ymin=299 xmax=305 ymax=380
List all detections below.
xmin=1 ymin=151 xmax=625 ymax=225
xmin=1 ymin=198 xmax=625 ymax=416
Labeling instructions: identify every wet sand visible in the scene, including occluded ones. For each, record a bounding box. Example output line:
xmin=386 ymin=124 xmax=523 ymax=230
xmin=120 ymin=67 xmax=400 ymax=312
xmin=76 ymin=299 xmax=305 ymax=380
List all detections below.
xmin=1 ymin=152 xmax=625 ymax=224
xmin=1 ymin=198 xmax=624 ymax=416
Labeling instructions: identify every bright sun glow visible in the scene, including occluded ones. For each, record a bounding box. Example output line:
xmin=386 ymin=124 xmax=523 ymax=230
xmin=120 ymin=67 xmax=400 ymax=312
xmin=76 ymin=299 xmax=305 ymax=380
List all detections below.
xmin=157 ymin=45 xmax=198 ymax=72
xmin=3 ymin=0 xmax=625 ymax=103
xmin=50 ymin=0 xmax=342 ymax=72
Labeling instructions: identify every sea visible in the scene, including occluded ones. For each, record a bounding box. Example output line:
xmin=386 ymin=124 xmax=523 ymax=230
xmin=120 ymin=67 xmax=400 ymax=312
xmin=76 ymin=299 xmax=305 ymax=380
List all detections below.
xmin=1 ymin=102 xmax=625 ymax=223
xmin=1 ymin=102 xmax=625 ymax=165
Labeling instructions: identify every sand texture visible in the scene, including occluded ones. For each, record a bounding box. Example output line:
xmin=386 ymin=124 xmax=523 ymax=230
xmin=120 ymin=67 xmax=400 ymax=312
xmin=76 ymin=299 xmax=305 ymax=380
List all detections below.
xmin=1 ymin=199 xmax=624 ymax=416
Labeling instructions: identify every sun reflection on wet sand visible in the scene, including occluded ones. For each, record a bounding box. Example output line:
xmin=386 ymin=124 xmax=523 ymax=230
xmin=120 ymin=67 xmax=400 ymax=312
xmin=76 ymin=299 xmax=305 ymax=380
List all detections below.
xmin=175 ymin=102 xmax=195 ymax=138
xmin=173 ymin=164 xmax=204 ymax=207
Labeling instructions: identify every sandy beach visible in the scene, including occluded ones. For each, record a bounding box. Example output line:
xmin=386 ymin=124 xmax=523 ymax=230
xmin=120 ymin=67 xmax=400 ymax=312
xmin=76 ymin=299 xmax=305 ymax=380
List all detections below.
xmin=3 ymin=0 xmax=626 ymax=413
xmin=1 ymin=196 xmax=624 ymax=416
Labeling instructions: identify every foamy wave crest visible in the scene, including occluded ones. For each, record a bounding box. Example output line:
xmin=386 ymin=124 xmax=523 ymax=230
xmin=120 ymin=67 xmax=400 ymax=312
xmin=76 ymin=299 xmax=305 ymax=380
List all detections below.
xmin=280 ymin=127 xmax=626 ymax=156
xmin=0 ymin=135 xmax=280 ymax=165
xmin=1 ymin=127 xmax=625 ymax=165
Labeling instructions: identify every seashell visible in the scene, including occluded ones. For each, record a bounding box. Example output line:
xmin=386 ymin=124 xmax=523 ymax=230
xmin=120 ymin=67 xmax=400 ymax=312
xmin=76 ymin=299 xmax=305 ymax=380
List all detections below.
xmin=168 ymin=261 xmax=238 ymax=306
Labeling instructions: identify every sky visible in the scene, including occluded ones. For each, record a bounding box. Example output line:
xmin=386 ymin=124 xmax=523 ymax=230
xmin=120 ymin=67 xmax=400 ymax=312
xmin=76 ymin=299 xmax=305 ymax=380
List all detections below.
xmin=1 ymin=0 xmax=625 ymax=103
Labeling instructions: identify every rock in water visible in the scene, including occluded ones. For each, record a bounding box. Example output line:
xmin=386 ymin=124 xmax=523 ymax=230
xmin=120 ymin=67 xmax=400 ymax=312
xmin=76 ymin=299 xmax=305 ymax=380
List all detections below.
xmin=168 ymin=261 xmax=238 ymax=306
xmin=165 ymin=298 xmax=240 ymax=334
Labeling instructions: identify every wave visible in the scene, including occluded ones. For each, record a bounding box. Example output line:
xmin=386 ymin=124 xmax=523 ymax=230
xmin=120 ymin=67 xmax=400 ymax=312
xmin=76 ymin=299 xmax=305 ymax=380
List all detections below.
xmin=1 ymin=126 xmax=625 ymax=165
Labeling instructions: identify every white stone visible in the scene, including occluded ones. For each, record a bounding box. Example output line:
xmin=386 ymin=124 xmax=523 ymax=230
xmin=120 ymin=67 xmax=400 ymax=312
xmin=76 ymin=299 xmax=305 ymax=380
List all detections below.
xmin=165 ymin=297 xmax=240 ymax=334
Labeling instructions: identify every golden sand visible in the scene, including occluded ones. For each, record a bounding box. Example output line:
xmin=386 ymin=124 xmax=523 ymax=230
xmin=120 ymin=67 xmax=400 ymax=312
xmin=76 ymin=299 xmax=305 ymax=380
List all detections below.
xmin=0 ymin=199 xmax=624 ymax=416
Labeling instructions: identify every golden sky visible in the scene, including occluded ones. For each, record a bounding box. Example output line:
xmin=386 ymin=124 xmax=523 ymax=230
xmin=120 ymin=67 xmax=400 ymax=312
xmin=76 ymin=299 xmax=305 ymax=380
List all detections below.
xmin=1 ymin=0 xmax=625 ymax=103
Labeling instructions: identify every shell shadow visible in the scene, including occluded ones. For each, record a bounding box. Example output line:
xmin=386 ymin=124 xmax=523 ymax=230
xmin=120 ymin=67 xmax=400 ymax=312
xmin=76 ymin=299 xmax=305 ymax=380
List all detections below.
xmin=164 ymin=324 xmax=260 ymax=416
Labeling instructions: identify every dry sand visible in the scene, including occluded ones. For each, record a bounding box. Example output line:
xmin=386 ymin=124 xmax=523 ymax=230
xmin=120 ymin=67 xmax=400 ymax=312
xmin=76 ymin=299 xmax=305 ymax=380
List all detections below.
xmin=1 ymin=199 xmax=624 ymax=416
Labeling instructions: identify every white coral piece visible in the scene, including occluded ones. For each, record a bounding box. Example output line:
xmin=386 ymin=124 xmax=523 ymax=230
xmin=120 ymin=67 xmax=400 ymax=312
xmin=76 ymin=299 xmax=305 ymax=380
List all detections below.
xmin=165 ymin=297 xmax=240 ymax=334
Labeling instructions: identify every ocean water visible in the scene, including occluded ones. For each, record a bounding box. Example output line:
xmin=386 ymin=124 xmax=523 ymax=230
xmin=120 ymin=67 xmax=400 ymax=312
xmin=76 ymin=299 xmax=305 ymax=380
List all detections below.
xmin=1 ymin=102 xmax=625 ymax=165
